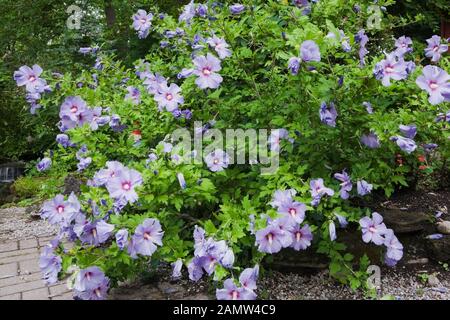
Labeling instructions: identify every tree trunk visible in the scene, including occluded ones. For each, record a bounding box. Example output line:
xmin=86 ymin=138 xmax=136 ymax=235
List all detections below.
xmin=104 ymin=0 xmax=116 ymax=28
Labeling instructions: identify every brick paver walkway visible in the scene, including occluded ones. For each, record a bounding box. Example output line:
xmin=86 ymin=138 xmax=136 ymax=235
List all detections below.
xmin=0 ymin=237 xmax=72 ymax=300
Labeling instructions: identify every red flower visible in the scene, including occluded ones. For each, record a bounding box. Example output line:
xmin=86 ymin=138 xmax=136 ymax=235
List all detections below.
xmin=417 ymin=155 xmax=426 ymax=163
xmin=419 ymin=165 xmax=427 ymax=170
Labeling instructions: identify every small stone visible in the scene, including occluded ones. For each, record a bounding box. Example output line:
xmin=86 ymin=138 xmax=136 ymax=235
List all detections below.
xmin=425 ymin=236 xmax=450 ymax=262
xmin=427 ymin=274 xmax=441 ymax=287
xmin=157 ymin=282 xmax=181 ymax=295
xmin=437 ymin=221 xmax=450 ymax=235
xmin=406 ymin=258 xmax=429 ymax=265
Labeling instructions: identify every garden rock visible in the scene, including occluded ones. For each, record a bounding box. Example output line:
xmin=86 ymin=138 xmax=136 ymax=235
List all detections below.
xmin=427 ymin=274 xmax=441 ymax=287
xmin=425 ymin=236 xmax=450 ymax=262
xmin=269 ymin=248 xmax=328 ymax=272
xmin=25 ymin=204 xmax=41 ymax=219
xmin=63 ymin=175 xmax=82 ymax=195
xmin=436 ymin=221 xmax=450 ymax=235
xmin=380 ymin=209 xmax=430 ymax=233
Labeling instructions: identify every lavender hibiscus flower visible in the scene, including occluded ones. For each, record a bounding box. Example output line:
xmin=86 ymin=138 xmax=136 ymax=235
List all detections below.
xmin=143 ymin=72 xmax=166 ymax=94
xmin=255 ymin=223 xmax=291 ymax=254
xmin=230 ymin=4 xmax=245 ymax=15
xmin=390 ymin=136 xmax=417 ymax=154
xmin=394 ymin=36 xmax=413 ymax=57
xmin=310 ymin=178 xmax=335 ymax=206
xmin=59 ymin=96 xmax=87 ymax=121
xmin=416 ymin=65 xmax=450 ymax=105
xmin=329 ymin=221 xmax=337 ymax=241
xmin=128 ymin=219 xmax=164 ymax=257
xmin=179 ymin=1 xmax=196 ymax=24
xmin=37 ymin=157 xmax=52 ymax=172
xmin=204 ymin=149 xmax=230 ymax=172
xmin=300 ymin=40 xmax=321 ymax=62
xmin=216 ymin=278 xmax=257 ymax=300
xmin=106 ymin=166 xmax=143 ymax=204
xmin=56 ymin=134 xmax=74 ymax=148
xmin=188 ymin=228 xmax=234 ymax=280
xmin=335 ymin=213 xmax=348 ymax=228
xmin=40 ymin=193 xmax=80 ymax=227
xmin=334 ymin=170 xmax=352 ymax=200
xmin=239 ymin=265 xmax=259 ymax=291
xmin=355 ymin=30 xmax=369 ymax=66
xmin=74 ymin=266 xmax=110 ymax=300
xmin=292 ymin=0 xmax=312 ymax=15
xmin=360 ymin=132 xmax=380 ymax=149
xmin=59 ymin=96 xmax=94 ymax=131
xmin=206 ymin=35 xmax=232 ymax=60
xmin=290 ymin=224 xmax=313 ymax=251
xmin=363 ymin=102 xmax=373 ymax=114
xmin=172 ymin=259 xmax=183 ymax=279
xmin=374 ymin=53 xmax=408 ymax=86
xmin=14 ymin=65 xmax=46 ymax=93
xmin=399 ymin=124 xmax=417 ymax=139
xmin=357 ymin=180 xmax=373 ymax=196
xmin=268 ymin=128 xmax=292 ymax=152
xmin=192 ymin=53 xmax=223 ymax=89
xmin=270 ymin=189 xmax=297 ymax=208
xmin=288 ymin=57 xmax=301 ymax=75
xmin=90 ymin=107 xmax=110 ymax=131
xmin=319 ymin=102 xmax=338 ymax=127
xmin=125 ymin=86 xmax=141 ymax=105
xmin=93 ymin=161 xmax=125 ymax=186
xmin=424 ymin=35 xmax=448 ymax=62
xmin=154 ymin=82 xmax=184 ymax=112
xmin=359 ymin=212 xmax=388 ymax=245
xmin=115 ymin=229 xmax=129 ymax=250
xmin=384 ymin=229 xmax=403 ymax=266
xmin=132 ymin=9 xmax=153 ymax=39
xmin=75 ymin=219 xmax=115 ymax=246
xmin=278 ymin=198 xmax=307 ymax=224
xmin=39 ymin=247 xmax=62 ymax=285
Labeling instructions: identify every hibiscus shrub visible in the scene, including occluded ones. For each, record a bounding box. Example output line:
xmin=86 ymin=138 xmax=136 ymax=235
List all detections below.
xmin=15 ymin=0 xmax=449 ymax=299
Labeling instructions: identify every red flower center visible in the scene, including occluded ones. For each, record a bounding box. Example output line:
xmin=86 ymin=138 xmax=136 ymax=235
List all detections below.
xmin=122 ymin=182 xmax=131 ymax=191
xmin=57 ymin=205 xmax=64 ymax=214
xmin=267 ymin=233 xmax=274 ymax=244
xmin=71 ymin=105 xmax=78 ymax=113
xmin=166 ymin=93 xmax=173 ymax=101
xmin=202 ymin=68 xmax=211 ymax=76
xmin=385 ymin=66 xmax=395 ymax=73
xmin=429 ymin=82 xmax=439 ymax=90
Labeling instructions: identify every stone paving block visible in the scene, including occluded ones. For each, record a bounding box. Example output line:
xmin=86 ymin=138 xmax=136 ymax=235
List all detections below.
xmin=0 ymin=247 xmax=38 ymax=259
xmin=0 ymin=272 xmax=41 ymax=288
xmin=0 ymin=263 xmax=18 ymax=279
xmin=37 ymin=237 xmax=55 ymax=247
xmin=0 ymin=293 xmax=21 ymax=300
xmin=49 ymin=283 xmax=70 ymax=297
xmin=22 ymin=287 xmax=50 ymax=300
xmin=0 ymin=242 xmax=18 ymax=253
xmin=19 ymin=259 xmax=40 ymax=275
xmin=19 ymin=239 xmax=38 ymax=250
xmin=51 ymin=292 xmax=73 ymax=300
xmin=0 ymin=279 xmax=45 ymax=297
xmin=0 ymin=252 xmax=39 ymax=265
